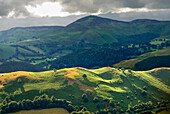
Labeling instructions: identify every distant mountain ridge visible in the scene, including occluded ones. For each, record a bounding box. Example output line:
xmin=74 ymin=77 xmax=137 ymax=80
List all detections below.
xmin=1 ymin=15 xmax=170 ymax=44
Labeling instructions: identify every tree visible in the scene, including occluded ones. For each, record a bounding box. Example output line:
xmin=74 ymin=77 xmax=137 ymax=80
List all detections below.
xmin=82 ymin=74 xmax=87 ymax=78
xmin=21 ymin=99 xmax=33 ymax=110
xmin=53 ymin=68 xmax=57 ymax=72
xmin=93 ymin=97 xmax=99 ymax=103
xmin=109 ymin=100 xmax=115 ymax=107
xmin=82 ymin=94 xmax=88 ymax=102
xmin=17 ymin=79 xmax=22 ymax=84
xmin=8 ymin=101 xmax=18 ymax=112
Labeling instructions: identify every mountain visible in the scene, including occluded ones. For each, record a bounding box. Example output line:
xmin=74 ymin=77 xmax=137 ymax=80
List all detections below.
xmin=113 ymin=46 xmax=170 ymax=70
xmin=0 ymin=16 xmax=170 ymax=69
xmin=2 ymin=16 xmax=169 ymax=44
xmin=0 ymin=67 xmax=170 ymax=113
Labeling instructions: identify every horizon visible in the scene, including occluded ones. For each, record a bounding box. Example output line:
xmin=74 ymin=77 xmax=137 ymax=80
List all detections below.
xmin=1 ymin=0 xmax=170 ymax=31
xmin=1 ymin=15 xmax=169 ymax=32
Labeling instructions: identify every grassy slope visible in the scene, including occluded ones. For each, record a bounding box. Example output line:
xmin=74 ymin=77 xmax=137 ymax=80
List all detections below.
xmin=1 ymin=16 xmax=170 ymax=54
xmin=0 ymin=16 xmax=170 ymax=67
xmin=0 ymin=44 xmax=16 ymax=60
xmin=0 ymin=67 xmax=169 ymax=112
xmin=113 ymin=46 xmax=170 ymax=69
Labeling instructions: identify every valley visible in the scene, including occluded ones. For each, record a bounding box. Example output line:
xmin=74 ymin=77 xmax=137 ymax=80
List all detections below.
xmin=0 ymin=16 xmax=170 ymax=114
xmin=0 ymin=16 xmax=170 ymax=71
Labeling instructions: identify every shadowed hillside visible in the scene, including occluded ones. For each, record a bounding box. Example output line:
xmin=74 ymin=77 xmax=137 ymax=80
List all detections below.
xmin=114 ymin=46 xmax=170 ymax=70
xmin=0 ymin=61 xmax=45 ymax=73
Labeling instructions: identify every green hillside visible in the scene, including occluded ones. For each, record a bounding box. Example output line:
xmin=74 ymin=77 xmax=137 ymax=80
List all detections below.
xmin=0 ymin=67 xmax=169 ymax=113
xmin=0 ymin=16 xmax=170 ymax=70
xmin=113 ymin=46 xmax=170 ymax=70
xmin=0 ymin=44 xmax=16 ymax=60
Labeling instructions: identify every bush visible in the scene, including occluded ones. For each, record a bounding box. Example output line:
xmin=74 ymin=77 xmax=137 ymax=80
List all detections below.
xmin=93 ymin=97 xmax=99 ymax=103
xmin=82 ymin=94 xmax=88 ymax=102
xmin=82 ymin=74 xmax=87 ymax=78
xmin=109 ymin=101 xmax=115 ymax=107
xmin=17 ymin=79 xmax=22 ymax=84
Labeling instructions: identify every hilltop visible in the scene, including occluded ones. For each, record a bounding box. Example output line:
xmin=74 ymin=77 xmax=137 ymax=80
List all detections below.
xmin=0 ymin=67 xmax=170 ymax=113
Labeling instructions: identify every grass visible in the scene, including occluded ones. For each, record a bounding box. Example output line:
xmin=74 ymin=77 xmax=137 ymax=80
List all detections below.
xmin=114 ymin=46 xmax=170 ymax=69
xmin=18 ymin=47 xmax=35 ymax=55
xmin=0 ymin=44 xmax=16 ymax=60
xmin=0 ymin=67 xmax=170 ymax=112
xmin=133 ymin=69 xmax=170 ymax=94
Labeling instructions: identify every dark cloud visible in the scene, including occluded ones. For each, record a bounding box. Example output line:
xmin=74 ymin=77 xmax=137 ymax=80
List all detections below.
xmin=0 ymin=0 xmax=170 ymax=31
xmin=59 ymin=0 xmax=145 ymax=13
xmin=0 ymin=0 xmax=170 ymax=17
xmin=59 ymin=0 xmax=170 ymax=13
xmin=0 ymin=0 xmax=33 ymax=17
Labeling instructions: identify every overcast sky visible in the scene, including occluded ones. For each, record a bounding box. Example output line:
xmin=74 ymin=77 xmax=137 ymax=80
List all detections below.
xmin=0 ymin=0 xmax=170 ymax=31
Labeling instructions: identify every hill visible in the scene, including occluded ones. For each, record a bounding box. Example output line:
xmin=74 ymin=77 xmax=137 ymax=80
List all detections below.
xmin=113 ymin=46 xmax=170 ymax=70
xmin=0 ymin=16 xmax=170 ymax=71
xmin=1 ymin=16 xmax=170 ymax=45
xmin=0 ymin=67 xmax=169 ymax=113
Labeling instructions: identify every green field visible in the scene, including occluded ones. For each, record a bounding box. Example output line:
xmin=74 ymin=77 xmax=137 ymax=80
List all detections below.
xmin=0 ymin=67 xmax=169 ymax=113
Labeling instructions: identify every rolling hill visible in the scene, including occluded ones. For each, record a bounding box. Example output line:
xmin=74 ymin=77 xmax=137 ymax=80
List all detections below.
xmin=0 ymin=67 xmax=169 ymax=113
xmin=1 ymin=16 xmax=170 ymax=46
xmin=113 ymin=46 xmax=170 ymax=70
xmin=0 ymin=16 xmax=170 ymax=63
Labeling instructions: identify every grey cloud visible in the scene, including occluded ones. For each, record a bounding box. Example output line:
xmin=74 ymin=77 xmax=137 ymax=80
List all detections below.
xmin=100 ymin=9 xmax=170 ymax=21
xmin=0 ymin=0 xmax=47 ymax=17
xmin=59 ymin=0 xmax=145 ymax=13
xmin=141 ymin=0 xmax=170 ymax=9
xmin=0 ymin=0 xmax=30 ymax=17
xmin=1 ymin=0 xmax=170 ymax=17
xmin=0 ymin=15 xmax=87 ymax=31
xmin=59 ymin=0 xmax=170 ymax=13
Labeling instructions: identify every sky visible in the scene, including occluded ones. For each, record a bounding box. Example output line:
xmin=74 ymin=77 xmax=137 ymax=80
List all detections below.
xmin=0 ymin=0 xmax=170 ymax=31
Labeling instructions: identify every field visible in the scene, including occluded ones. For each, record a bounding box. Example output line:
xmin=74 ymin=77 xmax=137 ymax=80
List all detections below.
xmin=11 ymin=108 xmax=69 ymax=114
xmin=0 ymin=67 xmax=169 ymax=113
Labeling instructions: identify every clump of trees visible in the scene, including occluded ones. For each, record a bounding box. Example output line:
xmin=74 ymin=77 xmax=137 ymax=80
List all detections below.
xmin=0 ymin=61 xmax=45 ymax=73
xmin=82 ymin=93 xmax=89 ymax=102
xmin=0 ymin=94 xmax=77 ymax=114
xmin=126 ymin=100 xmax=169 ymax=113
